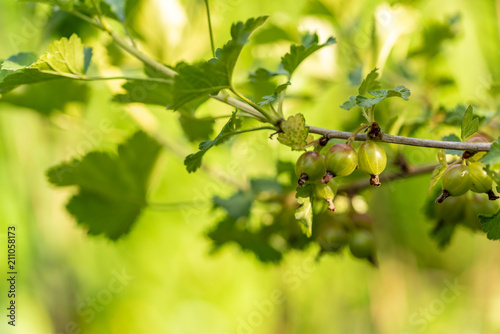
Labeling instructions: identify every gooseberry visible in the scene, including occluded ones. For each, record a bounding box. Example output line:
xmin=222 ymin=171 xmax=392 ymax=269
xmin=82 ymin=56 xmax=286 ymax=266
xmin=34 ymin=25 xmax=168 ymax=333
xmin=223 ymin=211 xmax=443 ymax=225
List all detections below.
xmin=295 ymin=151 xmax=326 ymax=187
xmin=436 ymin=164 xmax=472 ymax=203
xmin=349 ymin=230 xmax=376 ymax=261
xmin=322 ymin=143 xmax=358 ymax=183
xmin=468 ymin=162 xmax=499 ymax=200
xmin=358 ymin=140 xmax=387 ymax=186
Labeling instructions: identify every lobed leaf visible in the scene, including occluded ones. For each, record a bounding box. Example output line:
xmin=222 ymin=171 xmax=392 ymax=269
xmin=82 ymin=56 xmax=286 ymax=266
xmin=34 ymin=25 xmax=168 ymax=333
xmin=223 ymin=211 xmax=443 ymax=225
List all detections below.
xmin=207 ymin=217 xmax=282 ymax=263
xmin=356 ymin=85 xmax=411 ymax=108
xmin=277 ymin=113 xmax=309 ymax=150
xmin=461 ymin=105 xmax=479 ymax=141
xmin=46 ymin=131 xmax=162 ymax=240
xmin=480 ymin=136 xmax=500 ymax=167
xmin=280 ymin=32 xmax=336 ymax=78
xmin=479 ymin=209 xmax=500 ymax=240
xmin=0 ymin=35 xmax=92 ymax=95
xmin=184 ymin=112 xmax=242 ymax=173
xmin=358 ymin=68 xmax=380 ymax=95
xmin=171 ymin=16 xmax=268 ymax=109
xmin=442 ymin=134 xmax=462 ymax=156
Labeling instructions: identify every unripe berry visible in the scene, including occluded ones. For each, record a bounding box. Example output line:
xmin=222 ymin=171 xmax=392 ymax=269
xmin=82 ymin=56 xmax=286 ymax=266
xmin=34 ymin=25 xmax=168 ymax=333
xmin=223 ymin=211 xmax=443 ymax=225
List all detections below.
xmin=468 ymin=162 xmax=499 ymax=200
xmin=358 ymin=141 xmax=387 ymax=186
xmin=465 ymin=194 xmax=499 ymax=230
xmin=349 ymin=230 xmax=376 ymax=264
xmin=317 ymin=224 xmax=348 ymax=252
xmin=436 ymin=164 xmax=472 ymax=203
xmin=322 ymin=143 xmax=358 ymax=183
xmin=436 ymin=195 xmax=466 ymax=225
xmin=295 ymin=151 xmax=326 ymax=187
xmin=313 ymin=182 xmax=336 ymax=211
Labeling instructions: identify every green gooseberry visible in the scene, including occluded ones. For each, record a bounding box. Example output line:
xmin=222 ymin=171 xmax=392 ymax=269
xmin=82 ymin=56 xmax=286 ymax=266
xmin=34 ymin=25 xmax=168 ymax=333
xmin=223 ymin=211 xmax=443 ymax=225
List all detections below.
xmin=468 ymin=162 xmax=499 ymax=200
xmin=295 ymin=151 xmax=326 ymax=187
xmin=317 ymin=224 xmax=348 ymax=252
xmin=322 ymin=143 xmax=358 ymax=183
xmin=464 ymin=194 xmax=499 ymax=230
xmin=313 ymin=181 xmax=336 ymax=212
xmin=436 ymin=164 xmax=472 ymax=203
xmin=358 ymin=140 xmax=387 ymax=186
xmin=349 ymin=230 xmax=376 ymax=262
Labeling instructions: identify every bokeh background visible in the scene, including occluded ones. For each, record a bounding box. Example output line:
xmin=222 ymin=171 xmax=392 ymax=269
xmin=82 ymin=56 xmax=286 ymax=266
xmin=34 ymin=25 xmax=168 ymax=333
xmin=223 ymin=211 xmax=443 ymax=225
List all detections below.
xmin=1 ymin=0 xmax=500 ymax=333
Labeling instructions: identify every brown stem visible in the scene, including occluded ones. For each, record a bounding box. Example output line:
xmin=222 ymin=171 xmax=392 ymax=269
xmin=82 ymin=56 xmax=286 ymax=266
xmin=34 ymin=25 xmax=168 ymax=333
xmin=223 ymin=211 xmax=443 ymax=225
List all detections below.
xmin=370 ymin=174 xmax=381 ymax=186
xmin=435 ymin=189 xmax=451 ymax=203
xmin=322 ymin=170 xmax=335 ymax=184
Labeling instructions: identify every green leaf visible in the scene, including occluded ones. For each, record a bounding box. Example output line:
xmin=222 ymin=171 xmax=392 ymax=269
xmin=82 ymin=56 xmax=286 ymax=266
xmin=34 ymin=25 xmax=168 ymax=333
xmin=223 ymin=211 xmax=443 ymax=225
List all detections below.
xmin=184 ymin=112 xmax=242 ymax=173
xmin=340 ymin=95 xmax=357 ymax=110
xmin=280 ymin=32 xmax=336 ymax=78
xmin=295 ymin=184 xmax=314 ymax=237
xmin=207 ymin=217 xmax=282 ymax=263
xmin=277 ymin=113 xmax=309 ymax=150
xmin=249 ymin=68 xmax=281 ymax=81
xmin=179 ymin=114 xmax=215 ymax=142
xmin=213 ymin=191 xmax=253 ymax=219
xmin=17 ymin=0 xmax=75 ymax=10
xmin=250 ymin=178 xmax=283 ymax=194
xmin=1 ymin=52 xmax=37 ymax=70
xmin=0 ymin=56 xmax=59 ymax=95
xmin=480 ymin=136 xmax=500 ymax=167
xmin=428 ymin=166 xmax=447 ymax=194
xmin=428 ymin=150 xmax=448 ymax=194
xmin=46 ymin=131 xmax=162 ymax=240
xmin=257 ymin=81 xmax=291 ymax=106
xmin=0 ymin=35 xmax=92 ymax=95
xmin=1 ymin=79 xmax=90 ymax=115
xmin=356 ymin=85 xmax=411 ymax=108
xmin=102 ymin=0 xmax=140 ymax=21
xmin=32 ymin=34 xmax=90 ymax=75
xmin=358 ymin=68 xmax=380 ymax=95
xmin=430 ymin=220 xmax=456 ymax=249
xmin=461 ymin=105 xmax=479 ymax=141
xmin=113 ymin=78 xmax=174 ymax=105
xmin=172 ymin=16 xmax=268 ymax=109
xmin=442 ymin=134 xmax=462 ymax=156
xmin=479 ymin=209 xmax=500 ymax=240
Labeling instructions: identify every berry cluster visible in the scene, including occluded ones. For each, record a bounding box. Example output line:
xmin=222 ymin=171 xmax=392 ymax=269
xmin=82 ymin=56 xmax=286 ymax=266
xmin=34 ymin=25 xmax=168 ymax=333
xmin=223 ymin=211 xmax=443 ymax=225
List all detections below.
xmin=436 ymin=135 xmax=499 ymax=204
xmin=295 ymin=139 xmax=387 ymax=211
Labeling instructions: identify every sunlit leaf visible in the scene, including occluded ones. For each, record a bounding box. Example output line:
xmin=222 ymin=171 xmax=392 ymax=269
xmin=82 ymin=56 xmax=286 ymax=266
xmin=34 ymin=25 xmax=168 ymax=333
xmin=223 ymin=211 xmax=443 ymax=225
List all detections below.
xmin=280 ymin=32 xmax=336 ymax=78
xmin=172 ymin=16 xmax=268 ymax=109
xmin=461 ymin=105 xmax=479 ymax=141
xmin=277 ymin=113 xmax=309 ymax=150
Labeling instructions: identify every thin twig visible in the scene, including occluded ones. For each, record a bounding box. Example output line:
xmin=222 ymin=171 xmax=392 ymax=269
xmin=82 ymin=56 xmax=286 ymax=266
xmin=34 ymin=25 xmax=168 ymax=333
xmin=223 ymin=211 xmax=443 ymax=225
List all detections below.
xmin=308 ymin=126 xmax=492 ymax=152
xmin=339 ymin=164 xmax=438 ymax=194
xmin=204 ymin=0 xmax=216 ymax=57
